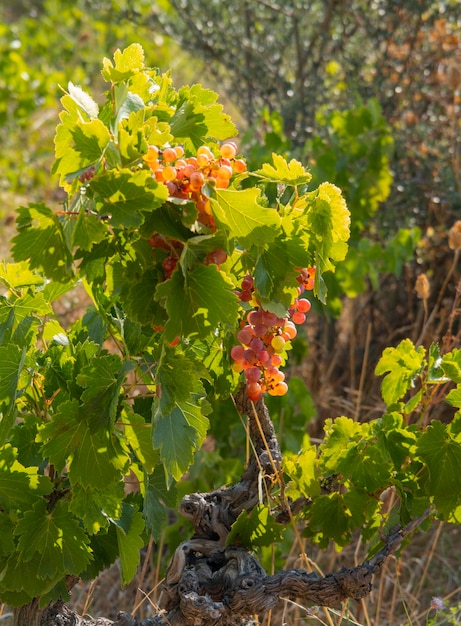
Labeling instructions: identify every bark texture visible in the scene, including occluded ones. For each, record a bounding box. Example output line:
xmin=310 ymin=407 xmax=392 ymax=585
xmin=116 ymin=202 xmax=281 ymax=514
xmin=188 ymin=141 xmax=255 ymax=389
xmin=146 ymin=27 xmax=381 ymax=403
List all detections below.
xmin=26 ymin=386 xmax=431 ymax=626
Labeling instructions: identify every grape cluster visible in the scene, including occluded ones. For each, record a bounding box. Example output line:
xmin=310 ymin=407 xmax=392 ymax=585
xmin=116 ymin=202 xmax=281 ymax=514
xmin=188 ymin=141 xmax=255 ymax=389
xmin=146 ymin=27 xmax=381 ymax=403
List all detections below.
xmin=145 ymin=142 xmax=246 ymax=279
xmin=143 ymin=141 xmax=246 ymax=230
xmin=231 ymin=269 xmax=315 ymax=402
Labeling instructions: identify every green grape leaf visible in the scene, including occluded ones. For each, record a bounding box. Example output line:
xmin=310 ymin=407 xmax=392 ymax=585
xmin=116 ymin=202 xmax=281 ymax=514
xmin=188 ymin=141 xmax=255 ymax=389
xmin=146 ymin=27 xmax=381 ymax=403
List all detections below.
xmin=11 ymin=203 xmax=73 ymax=282
xmin=375 ymin=339 xmax=426 ymax=406
xmin=374 ymin=412 xmax=418 ymax=469
xmin=70 ymin=482 xmax=124 ymax=535
xmin=89 ymin=169 xmax=168 ymax=229
xmin=0 ymin=345 xmax=27 ymax=444
xmin=441 ymin=349 xmax=461 ymax=384
xmin=37 ymin=399 xmax=126 ymax=489
xmin=121 ymin=410 xmax=157 ymax=474
xmin=0 ymin=515 xmax=15 ymax=559
xmin=0 ymin=445 xmax=52 ymax=511
xmin=144 ymin=466 xmax=178 ymax=538
xmin=67 ymin=81 xmax=99 ymax=119
xmin=304 ymin=182 xmax=350 ymax=272
xmin=255 ymin=153 xmax=312 ymax=186
xmin=320 ymin=417 xmax=366 ymax=469
xmin=171 ymin=84 xmax=237 ymax=148
xmin=71 ymin=210 xmax=108 ymax=252
xmin=155 ymin=264 xmax=239 ymax=342
xmin=416 ymin=420 xmax=461 ymax=517
xmin=336 ymin=441 xmax=391 ymax=492
xmin=227 ymin=504 xmax=284 ymax=549
xmin=70 ymin=119 xmax=110 ymax=166
xmin=284 ymin=445 xmax=321 ymax=500
xmin=153 ymin=393 xmax=210 ymax=480
xmin=0 ymin=261 xmax=44 ymax=290
xmin=102 ymin=43 xmax=145 ymax=83
xmin=254 ymin=239 xmax=303 ymax=308
xmin=446 ymin=385 xmax=461 ymax=410
xmin=77 ymin=354 xmax=134 ymax=430
xmin=303 ymin=493 xmax=351 ymax=548
xmin=211 ymin=188 xmax=281 ymax=248
xmin=113 ymin=504 xmax=145 ymax=585
xmin=15 ymin=500 xmax=92 ymax=579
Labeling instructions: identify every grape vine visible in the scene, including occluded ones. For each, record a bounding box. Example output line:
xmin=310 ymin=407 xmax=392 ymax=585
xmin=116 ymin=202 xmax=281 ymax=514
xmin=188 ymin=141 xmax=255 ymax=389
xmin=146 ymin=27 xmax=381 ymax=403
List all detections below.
xmin=1 ymin=44 xmax=461 ymax=620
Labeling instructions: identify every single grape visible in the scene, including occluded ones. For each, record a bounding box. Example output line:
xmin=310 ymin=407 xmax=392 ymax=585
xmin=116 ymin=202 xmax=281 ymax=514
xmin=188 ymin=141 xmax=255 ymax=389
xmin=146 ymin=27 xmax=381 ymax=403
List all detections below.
xmin=232 ymin=159 xmax=247 ymax=173
xmin=268 ymin=381 xmax=288 ymax=397
xmin=215 ymin=177 xmax=230 ymax=189
xmin=247 ymin=381 xmax=263 ymax=402
xmin=253 ymin=323 xmax=268 ymax=338
xmin=241 ymin=275 xmax=254 ymax=291
xmin=239 ymin=290 xmax=253 ymax=302
xmin=249 ymin=337 xmax=264 ymax=353
xmin=283 ymin=321 xmax=297 ymax=339
xmin=237 ymin=327 xmax=254 ymax=345
xmin=271 ymin=335 xmax=286 ymax=353
xmin=231 ymin=345 xmax=245 ymax=362
xmin=256 ymin=350 xmax=270 ymax=364
xmin=220 ymin=142 xmax=237 ymax=159
xmin=174 ymin=145 xmax=184 ymax=159
xmin=162 ymin=147 xmax=177 ymax=162
xmin=292 ymin=311 xmax=306 ymax=325
xmin=205 ymin=248 xmax=227 ymax=266
xmin=243 ymin=348 xmax=257 ymax=365
xmin=261 ymin=310 xmax=277 ymax=327
xmin=247 ymin=309 xmax=263 ymax=325
xmin=244 ymin=366 xmax=261 ymax=383
xmin=162 ymin=165 xmax=177 ymax=182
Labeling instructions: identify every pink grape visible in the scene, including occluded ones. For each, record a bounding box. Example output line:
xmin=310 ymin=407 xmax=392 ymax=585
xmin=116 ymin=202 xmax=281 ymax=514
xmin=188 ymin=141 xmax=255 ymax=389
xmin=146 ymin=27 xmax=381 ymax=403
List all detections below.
xmin=244 ymin=367 xmax=261 ymax=383
xmin=243 ymin=348 xmax=257 ymax=365
xmin=237 ymin=327 xmax=254 ymax=345
xmin=253 ymin=324 xmax=268 ymax=338
xmin=250 ymin=337 xmax=264 ymax=352
xmin=231 ymin=345 xmax=245 ymax=362
xmin=247 ymin=382 xmax=263 ymax=402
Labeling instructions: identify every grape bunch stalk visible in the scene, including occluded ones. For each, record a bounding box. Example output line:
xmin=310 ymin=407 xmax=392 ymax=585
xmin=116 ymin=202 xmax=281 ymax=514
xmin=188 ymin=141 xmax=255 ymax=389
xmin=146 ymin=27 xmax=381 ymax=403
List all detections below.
xmin=231 ymin=270 xmax=315 ymax=402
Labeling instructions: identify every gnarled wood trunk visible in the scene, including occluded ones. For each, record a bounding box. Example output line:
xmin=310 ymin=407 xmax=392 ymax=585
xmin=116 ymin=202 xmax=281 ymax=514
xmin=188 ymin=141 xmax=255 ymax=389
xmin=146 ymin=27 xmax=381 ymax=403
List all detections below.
xmin=21 ymin=387 xmax=430 ymax=626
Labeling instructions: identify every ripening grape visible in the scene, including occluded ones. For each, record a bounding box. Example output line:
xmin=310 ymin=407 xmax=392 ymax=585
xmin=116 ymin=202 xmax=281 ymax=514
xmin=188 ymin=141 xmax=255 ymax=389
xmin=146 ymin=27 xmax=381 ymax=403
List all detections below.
xmin=174 ymin=145 xmax=184 ymax=159
xmin=297 ymin=298 xmax=311 ymax=313
xmin=231 ymin=345 xmax=245 ymax=362
xmin=241 ymin=275 xmax=254 ymax=291
xmin=162 ymin=147 xmax=177 ymax=162
xmin=215 ymin=177 xmax=230 ymax=189
xmin=257 ymin=350 xmax=270 ymax=364
xmin=217 ymin=165 xmax=233 ymax=180
xmin=220 ymin=142 xmax=237 ymax=159
xmin=247 ymin=381 xmax=263 ymax=402
xmin=237 ymin=327 xmax=254 ymax=346
xmin=292 ymin=311 xmax=306 ymax=325
xmin=245 ymin=367 xmax=261 ymax=383
xmin=268 ymin=381 xmax=288 ymax=397
xmin=283 ymin=321 xmax=297 ymax=340
xmin=162 ymin=165 xmax=177 ymax=182
xmin=232 ymin=159 xmax=247 ymax=174
xmin=249 ymin=337 xmax=264 ymax=353
xmin=243 ymin=348 xmax=257 ymax=365
xmin=271 ymin=335 xmax=286 ymax=353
